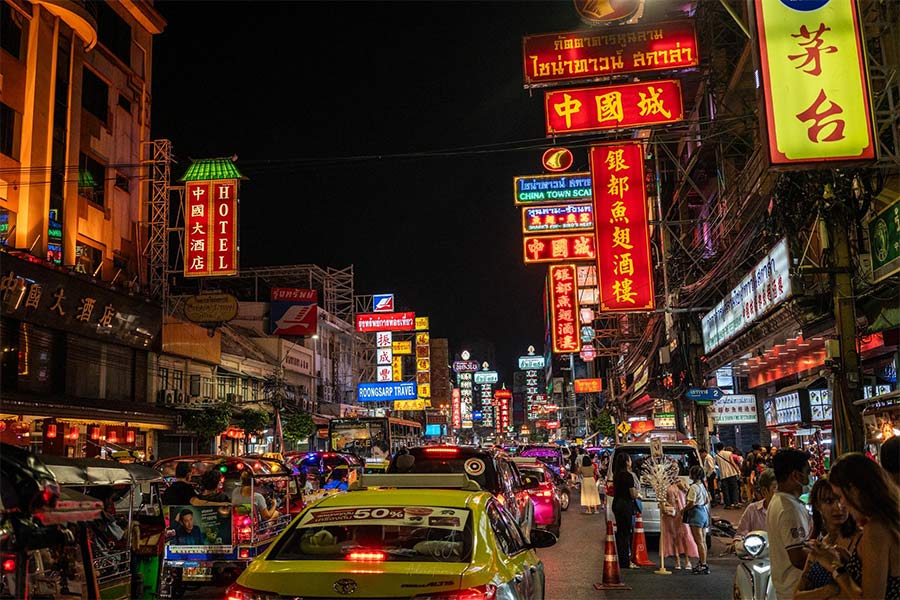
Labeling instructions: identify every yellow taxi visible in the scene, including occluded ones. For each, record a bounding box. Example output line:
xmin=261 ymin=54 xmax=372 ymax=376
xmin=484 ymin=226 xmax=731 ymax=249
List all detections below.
xmin=226 ymin=473 xmax=557 ymax=599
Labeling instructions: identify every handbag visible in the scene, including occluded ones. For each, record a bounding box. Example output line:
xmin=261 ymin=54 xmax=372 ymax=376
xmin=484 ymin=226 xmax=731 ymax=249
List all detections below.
xmin=681 ymin=507 xmax=694 ymax=524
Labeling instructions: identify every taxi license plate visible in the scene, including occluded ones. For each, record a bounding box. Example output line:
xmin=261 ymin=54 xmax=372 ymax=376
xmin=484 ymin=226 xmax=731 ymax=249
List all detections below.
xmin=182 ymin=566 xmax=212 ymax=582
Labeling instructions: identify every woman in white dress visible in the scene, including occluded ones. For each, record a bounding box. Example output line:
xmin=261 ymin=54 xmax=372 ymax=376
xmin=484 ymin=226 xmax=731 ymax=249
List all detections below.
xmin=579 ymin=454 xmax=602 ymax=514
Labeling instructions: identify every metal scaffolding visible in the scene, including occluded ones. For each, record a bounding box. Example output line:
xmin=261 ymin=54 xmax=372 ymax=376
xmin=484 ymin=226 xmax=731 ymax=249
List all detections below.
xmin=142 ymin=139 xmax=172 ymax=302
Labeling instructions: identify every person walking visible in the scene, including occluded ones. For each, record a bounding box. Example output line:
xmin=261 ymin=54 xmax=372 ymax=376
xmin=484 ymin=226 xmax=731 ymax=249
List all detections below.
xmin=809 ymin=453 xmax=900 ymax=599
xmin=767 ymin=448 xmax=812 ymax=600
xmin=569 ymin=446 xmax=581 ymax=484
xmin=612 ymin=452 xmax=639 ymax=569
xmin=662 ymin=478 xmax=699 ymax=570
xmin=579 ymin=454 xmax=601 ymax=514
xmin=683 ymin=465 xmax=711 ymax=574
xmin=793 ymin=477 xmax=860 ymax=599
xmin=715 ymin=442 xmax=742 ymax=509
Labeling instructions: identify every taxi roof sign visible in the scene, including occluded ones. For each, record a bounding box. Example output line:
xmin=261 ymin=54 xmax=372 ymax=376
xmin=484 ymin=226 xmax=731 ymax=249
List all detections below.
xmin=352 ymin=473 xmax=482 ymax=492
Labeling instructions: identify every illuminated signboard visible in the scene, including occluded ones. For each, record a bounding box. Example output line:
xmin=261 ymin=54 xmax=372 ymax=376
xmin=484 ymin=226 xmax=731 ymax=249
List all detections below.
xmin=574 ymin=378 xmax=603 ymax=394
xmin=518 ymin=355 xmax=546 ymax=370
xmin=573 ymin=0 xmax=640 ymax=25
xmin=495 ymin=389 xmax=512 ymax=433
xmin=753 ymin=0 xmax=875 ymax=165
xmin=522 ymin=20 xmax=699 ymax=87
xmin=373 ymin=293 xmax=394 ymax=312
xmin=710 ymin=394 xmax=759 ymax=425
xmin=479 ymin=382 xmax=495 ymax=428
xmin=549 ymin=264 xmax=581 ymax=354
xmin=474 ymin=370 xmax=499 ymax=384
xmin=458 ymin=372 xmax=474 ymax=429
xmin=451 ymin=388 xmax=462 ymax=429
xmin=415 ymin=316 xmax=430 ymax=331
xmin=526 ymin=369 xmax=540 ymax=421
xmin=392 ymin=355 xmax=402 ymax=382
xmin=514 ymin=172 xmax=592 ymax=206
xmin=392 ymin=340 xmax=412 ymax=355
xmin=453 ymin=360 xmax=480 ymax=373
xmin=545 ymin=80 xmax=684 ymax=136
xmin=357 ymin=382 xmax=417 ymax=402
xmin=522 ymin=203 xmax=594 ymax=234
xmin=47 ymin=209 xmax=62 ymax=265
xmin=184 ymin=179 xmax=238 ymax=277
xmin=394 ymin=399 xmax=425 ymax=411
xmin=355 ymin=311 xmax=416 ymax=333
xmin=523 ymin=233 xmax=596 ymax=264
xmin=590 ymin=142 xmax=655 ymax=311
xmin=542 ymin=147 xmax=574 ymax=172
xmin=416 ymin=333 xmax=431 ymax=399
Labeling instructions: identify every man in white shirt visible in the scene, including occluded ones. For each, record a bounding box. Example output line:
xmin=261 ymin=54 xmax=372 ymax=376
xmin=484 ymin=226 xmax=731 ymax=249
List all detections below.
xmin=714 ymin=443 xmax=741 ymax=509
xmin=766 ymin=449 xmax=812 ymax=600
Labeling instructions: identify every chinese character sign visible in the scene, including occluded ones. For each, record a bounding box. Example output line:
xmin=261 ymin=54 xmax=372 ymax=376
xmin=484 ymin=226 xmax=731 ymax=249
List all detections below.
xmin=451 ymin=388 xmax=462 ymax=429
xmin=458 ymin=372 xmax=474 ymax=429
xmin=544 ymin=80 xmax=684 ymax=136
xmin=495 ymin=389 xmax=512 ymax=433
xmin=549 ymin=264 xmax=581 ymax=354
xmin=523 ymin=20 xmax=699 ymax=86
xmin=184 ymin=180 xmax=238 ymax=277
xmin=590 ymin=143 xmax=655 ymax=311
xmin=523 ymin=233 xmax=596 ymax=264
xmin=754 ymin=0 xmax=875 ymax=165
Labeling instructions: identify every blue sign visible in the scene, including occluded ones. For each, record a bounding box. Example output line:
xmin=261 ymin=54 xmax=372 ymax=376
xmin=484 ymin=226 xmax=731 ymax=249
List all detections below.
xmin=357 ymin=382 xmax=417 ymax=402
xmin=373 ymin=294 xmax=394 ymax=312
xmin=473 ymin=411 xmax=483 ymax=421
xmin=425 ymin=424 xmax=442 ymax=436
xmin=581 ymin=326 xmax=595 ymax=342
xmin=685 ymin=387 xmax=725 ymax=403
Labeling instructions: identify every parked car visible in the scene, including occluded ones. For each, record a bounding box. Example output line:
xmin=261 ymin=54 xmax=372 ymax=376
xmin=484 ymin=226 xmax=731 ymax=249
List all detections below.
xmin=387 ymin=445 xmax=536 ymax=535
xmin=518 ymin=444 xmax=567 ymax=478
xmin=511 ymin=458 xmax=566 ymax=537
xmin=284 ymin=451 xmax=363 ymax=489
xmin=227 ymin=473 xmax=557 ymax=599
xmin=604 ymin=442 xmax=702 ymax=536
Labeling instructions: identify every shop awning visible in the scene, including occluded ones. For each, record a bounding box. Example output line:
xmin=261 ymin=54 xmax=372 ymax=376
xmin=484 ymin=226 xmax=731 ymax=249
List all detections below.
xmin=0 ymin=393 xmax=176 ymax=429
xmin=775 ymin=375 xmax=827 ymax=397
xmin=853 ymin=390 xmax=900 ymax=408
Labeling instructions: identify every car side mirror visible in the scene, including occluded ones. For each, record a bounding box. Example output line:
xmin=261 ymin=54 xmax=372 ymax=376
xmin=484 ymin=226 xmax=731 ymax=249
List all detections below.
xmin=521 ymin=475 xmax=541 ymax=490
xmin=529 ymin=528 xmax=557 ymax=549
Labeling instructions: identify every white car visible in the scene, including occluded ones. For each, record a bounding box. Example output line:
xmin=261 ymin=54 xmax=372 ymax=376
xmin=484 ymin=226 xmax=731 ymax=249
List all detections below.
xmin=604 ymin=442 xmax=702 ymax=535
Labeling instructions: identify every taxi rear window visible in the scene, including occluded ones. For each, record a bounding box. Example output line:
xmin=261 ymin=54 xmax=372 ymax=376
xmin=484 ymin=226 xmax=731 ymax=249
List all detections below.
xmin=389 ymin=451 xmax=498 ymax=493
xmin=268 ymin=505 xmax=473 ymax=563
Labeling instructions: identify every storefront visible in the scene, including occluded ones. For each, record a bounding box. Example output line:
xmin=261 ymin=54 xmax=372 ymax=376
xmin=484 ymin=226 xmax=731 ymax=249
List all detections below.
xmin=762 ymin=377 xmax=833 ymax=453
xmin=857 ymin=389 xmax=900 ymax=456
xmin=0 ymin=251 xmax=164 ymax=458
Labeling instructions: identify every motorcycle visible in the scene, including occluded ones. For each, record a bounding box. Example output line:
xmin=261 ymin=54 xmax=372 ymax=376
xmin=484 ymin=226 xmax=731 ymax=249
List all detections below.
xmin=731 ymin=530 xmax=775 ymax=600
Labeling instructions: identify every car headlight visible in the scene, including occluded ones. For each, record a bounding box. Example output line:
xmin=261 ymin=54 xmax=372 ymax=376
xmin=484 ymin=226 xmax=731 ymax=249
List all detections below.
xmin=743 ymin=533 xmax=766 ymax=558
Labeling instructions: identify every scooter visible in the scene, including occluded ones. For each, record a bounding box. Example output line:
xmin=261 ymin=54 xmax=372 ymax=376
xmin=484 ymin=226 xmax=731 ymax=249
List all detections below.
xmin=731 ymin=530 xmax=775 ymax=600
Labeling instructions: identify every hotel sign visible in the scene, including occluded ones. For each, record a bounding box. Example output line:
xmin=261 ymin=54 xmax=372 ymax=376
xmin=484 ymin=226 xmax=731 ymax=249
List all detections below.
xmin=590 ymin=142 xmax=655 ymax=311
xmin=753 ymin=0 xmax=875 ymax=165
xmin=701 ymin=238 xmax=793 ymax=354
xmin=523 ymin=20 xmax=699 ymax=87
xmin=544 ymin=80 xmax=684 ymax=136
xmin=184 ymin=179 xmax=238 ymax=277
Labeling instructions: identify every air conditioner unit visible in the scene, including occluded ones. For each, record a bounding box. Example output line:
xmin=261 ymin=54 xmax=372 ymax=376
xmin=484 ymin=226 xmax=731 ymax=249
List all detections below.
xmin=176 ymin=392 xmax=186 ymax=404
xmin=156 ymin=389 xmax=176 ymax=405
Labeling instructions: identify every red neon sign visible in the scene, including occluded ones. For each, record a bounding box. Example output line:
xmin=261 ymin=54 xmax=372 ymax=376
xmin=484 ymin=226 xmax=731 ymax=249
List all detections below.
xmin=523 ymin=233 xmax=596 ymax=264
xmin=549 ymin=264 xmax=581 ymax=354
xmin=355 ymin=312 xmax=416 ymax=333
xmin=523 ymin=20 xmax=699 ymax=87
xmin=451 ymin=388 xmax=462 ymax=429
xmin=590 ymin=142 xmax=655 ymax=311
xmin=184 ymin=180 xmax=239 ymax=277
xmin=545 ymin=80 xmax=684 ymax=136
xmin=574 ymin=378 xmax=603 ymax=393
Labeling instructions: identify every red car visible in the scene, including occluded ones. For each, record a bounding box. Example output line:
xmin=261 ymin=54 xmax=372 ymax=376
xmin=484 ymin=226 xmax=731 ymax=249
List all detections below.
xmin=512 ymin=458 xmax=564 ymax=537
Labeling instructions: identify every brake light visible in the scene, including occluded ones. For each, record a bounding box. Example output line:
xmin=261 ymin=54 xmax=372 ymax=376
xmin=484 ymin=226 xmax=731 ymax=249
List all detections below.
xmin=2 ymin=556 xmax=15 ymax=573
xmin=225 ymin=582 xmax=257 ymax=600
xmin=423 ymin=446 xmax=461 ymax=456
xmin=238 ymin=548 xmax=250 ymax=559
xmin=346 ymin=551 xmax=386 ymax=562
xmin=415 ymin=584 xmax=497 ymax=600
xmin=531 ymin=487 xmax=553 ymax=499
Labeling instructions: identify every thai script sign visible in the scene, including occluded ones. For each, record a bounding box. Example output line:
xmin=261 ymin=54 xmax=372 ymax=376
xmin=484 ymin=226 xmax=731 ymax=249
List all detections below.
xmin=523 ymin=233 xmax=596 ymax=264
xmin=753 ymin=0 xmax=875 ymax=165
xmin=522 ymin=20 xmax=699 ymax=87
xmin=544 ymin=79 xmax=684 ymax=136
xmin=701 ymin=238 xmax=792 ymax=354
xmin=184 ymin=179 xmax=238 ymax=277
xmin=590 ymin=142 xmax=655 ymax=311
xmin=710 ymin=394 xmax=759 ymax=425
xmin=355 ymin=311 xmax=416 ymax=332
xmin=513 ymin=172 xmax=593 ymax=205
xmin=868 ymin=196 xmax=900 ymax=282
xmin=574 ymin=378 xmax=603 ymax=393
xmin=522 ymin=203 xmax=594 ymax=233
xmin=549 ymin=264 xmax=581 ymax=354
xmin=270 ymin=288 xmax=318 ymax=336
xmin=518 ymin=355 xmax=546 ymax=370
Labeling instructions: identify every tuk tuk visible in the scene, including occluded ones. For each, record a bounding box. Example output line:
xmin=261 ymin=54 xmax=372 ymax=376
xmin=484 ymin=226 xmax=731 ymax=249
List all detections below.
xmin=1 ymin=443 xmax=104 ymax=599
xmin=152 ymin=455 xmax=295 ymax=597
xmin=39 ymin=455 xmax=166 ymax=600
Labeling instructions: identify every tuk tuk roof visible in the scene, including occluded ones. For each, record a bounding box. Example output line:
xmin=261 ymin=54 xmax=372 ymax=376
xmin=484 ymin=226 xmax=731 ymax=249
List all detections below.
xmin=153 ymin=454 xmax=291 ymax=478
xmin=40 ymin=455 xmax=163 ymax=486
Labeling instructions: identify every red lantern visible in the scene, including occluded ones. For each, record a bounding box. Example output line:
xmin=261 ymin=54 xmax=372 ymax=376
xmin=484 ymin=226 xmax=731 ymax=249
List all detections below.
xmin=68 ymin=426 xmax=79 ymax=440
xmin=89 ymin=425 xmax=100 ymax=440
xmin=126 ymin=429 xmax=135 ymax=444
xmin=46 ymin=424 xmax=57 ymax=439
xmin=107 ymin=430 xmax=117 ymax=444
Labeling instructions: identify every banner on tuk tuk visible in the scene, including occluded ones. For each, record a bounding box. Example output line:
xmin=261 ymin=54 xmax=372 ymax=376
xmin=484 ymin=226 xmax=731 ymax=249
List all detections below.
xmin=166 ymin=506 xmax=232 ymax=554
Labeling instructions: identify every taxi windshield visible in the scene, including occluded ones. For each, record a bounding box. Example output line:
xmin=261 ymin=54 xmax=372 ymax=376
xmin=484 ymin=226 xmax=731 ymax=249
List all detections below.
xmin=268 ymin=505 xmax=473 ymax=563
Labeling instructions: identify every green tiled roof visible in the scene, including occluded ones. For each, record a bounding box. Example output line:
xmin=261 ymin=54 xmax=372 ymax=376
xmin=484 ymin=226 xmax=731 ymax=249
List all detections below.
xmin=179 ymin=158 xmax=244 ymax=182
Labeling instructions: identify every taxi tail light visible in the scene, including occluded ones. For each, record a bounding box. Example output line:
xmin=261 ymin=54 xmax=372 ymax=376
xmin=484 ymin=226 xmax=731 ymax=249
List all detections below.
xmin=423 ymin=446 xmax=460 ymax=456
xmin=346 ymin=550 xmax=386 ymax=561
xmin=1 ymin=554 xmax=16 ymax=573
xmin=531 ymin=484 xmax=553 ymax=498
xmin=416 ymin=584 xmax=497 ymax=600
xmin=225 ymin=582 xmax=261 ymax=600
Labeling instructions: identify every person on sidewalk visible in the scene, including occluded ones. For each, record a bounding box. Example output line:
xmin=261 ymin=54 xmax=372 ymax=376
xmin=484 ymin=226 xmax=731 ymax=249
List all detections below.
xmin=579 ymin=454 xmax=601 ymax=514
xmin=612 ymin=452 xmax=639 ymax=569
xmin=699 ymin=447 xmax=719 ymax=507
xmin=715 ymin=443 xmax=742 ymax=509
xmin=735 ymin=468 xmax=777 ymax=539
xmin=767 ymin=448 xmax=812 ymax=600
xmin=662 ymin=478 xmax=699 ymax=570
xmin=683 ymin=465 xmax=711 ymax=574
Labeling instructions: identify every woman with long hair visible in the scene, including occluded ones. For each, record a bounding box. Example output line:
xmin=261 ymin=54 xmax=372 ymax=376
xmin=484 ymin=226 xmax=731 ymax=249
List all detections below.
xmin=662 ymin=478 xmax=699 ymax=570
xmin=807 ymin=453 xmax=900 ymax=599
xmin=793 ymin=477 xmax=860 ymax=599
xmin=612 ymin=452 xmax=639 ymax=569
xmin=579 ymin=453 xmax=602 ymax=514
xmin=682 ymin=465 xmax=710 ymax=574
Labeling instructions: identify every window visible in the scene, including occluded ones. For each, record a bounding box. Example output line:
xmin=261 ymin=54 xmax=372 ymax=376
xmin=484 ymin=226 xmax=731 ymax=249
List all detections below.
xmin=114 ymin=172 xmax=129 ymax=192
xmin=82 ymin=67 xmax=109 ymax=123
xmin=79 ymin=152 xmax=106 ymax=207
xmin=217 ymin=377 xmax=226 ymax=399
xmin=487 ymin=502 xmax=526 ymax=556
xmin=0 ymin=102 xmax=19 ymax=158
xmin=189 ymin=374 xmax=201 ymax=397
xmin=94 ymin=1 xmax=131 ymax=67
xmin=1 ymin=2 xmax=24 ymax=59
xmin=117 ymin=94 xmax=132 ymax=113
xmin=173 ymin=370 xmax=183 ymax=392
xmin=75 ymin=240 xmax=103 ymax=275
xmin=158 ymin=367 xmax=169 ymax=390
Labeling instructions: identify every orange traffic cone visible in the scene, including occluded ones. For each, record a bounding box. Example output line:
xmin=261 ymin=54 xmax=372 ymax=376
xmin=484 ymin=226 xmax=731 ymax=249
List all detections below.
xmin=594 ymin=514 xmax=632 ymax=590
xmin=631 ymin=512 xmax=655 ymax=567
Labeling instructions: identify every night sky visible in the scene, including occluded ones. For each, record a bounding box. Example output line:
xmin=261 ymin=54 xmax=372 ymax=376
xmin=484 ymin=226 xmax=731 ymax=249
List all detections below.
xmin=150 ymin=1 xmax=598 ymax=381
